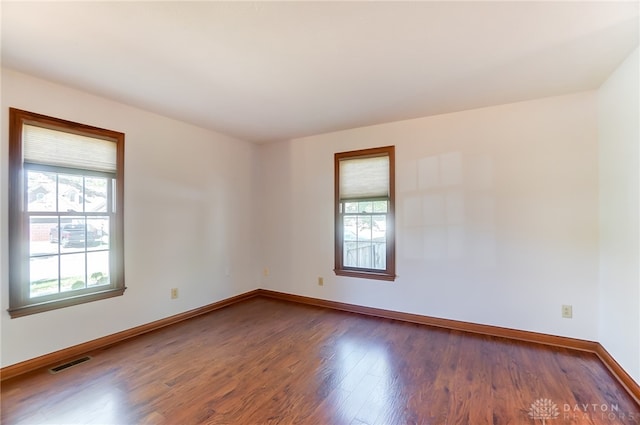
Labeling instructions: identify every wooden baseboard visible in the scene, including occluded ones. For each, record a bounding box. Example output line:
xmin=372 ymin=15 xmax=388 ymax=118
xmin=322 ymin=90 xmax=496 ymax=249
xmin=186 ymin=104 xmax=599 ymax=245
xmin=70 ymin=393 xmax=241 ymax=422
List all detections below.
xmin=0 ymin=289 xmax=261 ymax=381
xmin=257 ymin=289 xmax=598 ymax=350
xmin=257 ymin=289 xmax=640 ymax=405
xmin=594 ymin=344 xmax=640 ymax=405
xmin=3 ymin=287 xmax=638 ymax=406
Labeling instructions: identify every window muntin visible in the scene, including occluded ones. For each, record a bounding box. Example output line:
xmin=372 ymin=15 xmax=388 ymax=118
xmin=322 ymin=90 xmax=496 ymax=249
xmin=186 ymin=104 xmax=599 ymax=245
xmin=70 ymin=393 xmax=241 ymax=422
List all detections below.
xmin=8 ymin=108 xmax=125 ymax=318
xmin=335 ymin=146 xmax=395 ymax=281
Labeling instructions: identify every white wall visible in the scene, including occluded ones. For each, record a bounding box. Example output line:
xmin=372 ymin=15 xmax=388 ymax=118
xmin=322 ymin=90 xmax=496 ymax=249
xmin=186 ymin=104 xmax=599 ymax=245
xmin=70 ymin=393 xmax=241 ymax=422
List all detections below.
xmin=598 ymin=47 xmax=640 ymax=384
xmin=0 ymin=69 xmax=260 ymax=367
xmin=260 ymin=91 xmax=600 ymax=341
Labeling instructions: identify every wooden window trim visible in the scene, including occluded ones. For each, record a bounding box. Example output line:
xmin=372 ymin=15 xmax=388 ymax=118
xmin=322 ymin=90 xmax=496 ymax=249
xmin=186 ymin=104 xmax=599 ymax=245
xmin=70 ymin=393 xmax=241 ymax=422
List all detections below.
xmin=8 ymin=108 xmax=126 ymax=318
xmin=334 ymin=146 xmax=396 ymax=281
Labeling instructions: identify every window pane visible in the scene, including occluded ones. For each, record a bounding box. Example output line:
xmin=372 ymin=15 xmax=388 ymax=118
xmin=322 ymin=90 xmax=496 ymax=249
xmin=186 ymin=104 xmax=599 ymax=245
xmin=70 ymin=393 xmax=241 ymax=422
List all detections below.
xmin=357 ymin=216 xmax=372 ymax=241
xmin=372 ymin=215 xmax=387 ymax=242
xmin=357 ymin=242 xmax=373 ymax=268
xmin=30 ymin=256 xmax=59 ymax=298
xmin=30 ymin=216 xmax=59 ymax=256
xmin=58 ymin=174 xmax=84 ymax=213
xmin=87 ymin=251 xmax=110 ymax=288
xmin=343 ymin=216 xmax=357 ymax=241
xmin=373 ymin=200 xmax=388 ymax=213
xmin=85 ymin=176 xmax=108 ymax=212
xmin=344 ymin=241 xmax=358 ymax=267
xmin=58 ymin=217 xmax=87 ymax=251
xmin=88 ymin=217 xmax=109 ymax=250
xmin=372 ymin=242 xmax=386 ymax=269
xmin=357 ymin=201 xmax=372 ymax=213
xmin=60 ymin=253 xmax=86 ymax=292
xmin=344 ymin=202 xmax=358 ymax=213
xmin=27 ymin=170 xmax=57 ymax=212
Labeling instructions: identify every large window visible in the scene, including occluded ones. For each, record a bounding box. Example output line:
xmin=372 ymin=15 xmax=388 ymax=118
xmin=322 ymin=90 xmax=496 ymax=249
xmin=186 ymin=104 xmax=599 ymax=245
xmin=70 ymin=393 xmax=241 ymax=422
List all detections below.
xmin=334 ymin=146 xmax=395 ymax=281
xmin=8 ymin=108 xmax=125 ymax=318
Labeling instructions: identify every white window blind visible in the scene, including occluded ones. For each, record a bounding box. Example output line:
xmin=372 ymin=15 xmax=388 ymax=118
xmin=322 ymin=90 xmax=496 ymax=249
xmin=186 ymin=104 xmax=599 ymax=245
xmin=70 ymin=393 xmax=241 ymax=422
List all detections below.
xmin=339 ymin=155 xmax=389 ymax=200
xmin=23 ymin=125 xmax=117 ymax=173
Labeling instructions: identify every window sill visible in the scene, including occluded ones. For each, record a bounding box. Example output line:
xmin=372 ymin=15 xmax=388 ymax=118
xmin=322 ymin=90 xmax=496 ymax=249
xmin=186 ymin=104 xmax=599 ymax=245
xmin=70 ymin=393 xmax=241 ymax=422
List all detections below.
xmin=334 ymin=269 xmax=396 ymax=282
xmin=8 ymin=287 xmax=126 ymax=318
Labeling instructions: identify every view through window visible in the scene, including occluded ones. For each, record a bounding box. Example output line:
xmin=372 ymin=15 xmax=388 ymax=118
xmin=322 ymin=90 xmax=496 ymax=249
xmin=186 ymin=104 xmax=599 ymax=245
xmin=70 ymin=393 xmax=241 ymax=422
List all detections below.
xmin=27 ymin=168 xmax=112 ymax=297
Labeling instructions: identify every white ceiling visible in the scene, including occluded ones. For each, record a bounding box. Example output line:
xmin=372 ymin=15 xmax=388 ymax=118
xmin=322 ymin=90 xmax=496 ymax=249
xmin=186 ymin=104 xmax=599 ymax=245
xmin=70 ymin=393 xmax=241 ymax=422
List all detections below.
xmin=2 ymin=1 xmax=638 ymax=143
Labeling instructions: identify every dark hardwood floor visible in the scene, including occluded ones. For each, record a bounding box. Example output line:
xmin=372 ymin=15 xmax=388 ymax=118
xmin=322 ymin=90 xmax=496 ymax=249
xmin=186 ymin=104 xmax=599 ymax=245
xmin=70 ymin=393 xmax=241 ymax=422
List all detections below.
xmin=2 ymin=297 xmax=638 ymax=424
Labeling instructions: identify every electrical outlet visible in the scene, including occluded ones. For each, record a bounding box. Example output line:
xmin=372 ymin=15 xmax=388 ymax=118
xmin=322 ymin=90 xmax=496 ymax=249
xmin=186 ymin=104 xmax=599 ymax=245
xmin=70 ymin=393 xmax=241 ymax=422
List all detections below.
xmin=263 ymin=268 xmax=269 ymax=277
xmin=318 ymin=277 xmax=324 ymax=286
xmin=171 ymin=288 xmax=178 ymax=299
xmin=562 ymin=304 xmax=572 ymax=318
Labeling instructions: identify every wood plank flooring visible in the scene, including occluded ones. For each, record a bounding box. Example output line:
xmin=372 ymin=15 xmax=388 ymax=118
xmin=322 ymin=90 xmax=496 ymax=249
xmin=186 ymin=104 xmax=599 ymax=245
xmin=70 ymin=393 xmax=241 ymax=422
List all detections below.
xmin=2 ymin=297 xmax=638 ymax=424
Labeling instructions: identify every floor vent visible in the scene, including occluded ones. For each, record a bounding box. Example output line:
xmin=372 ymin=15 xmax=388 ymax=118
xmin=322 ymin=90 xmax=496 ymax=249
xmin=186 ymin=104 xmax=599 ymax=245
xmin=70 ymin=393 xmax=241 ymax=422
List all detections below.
xmin=48 ymin=356 xmax=92 ymax=374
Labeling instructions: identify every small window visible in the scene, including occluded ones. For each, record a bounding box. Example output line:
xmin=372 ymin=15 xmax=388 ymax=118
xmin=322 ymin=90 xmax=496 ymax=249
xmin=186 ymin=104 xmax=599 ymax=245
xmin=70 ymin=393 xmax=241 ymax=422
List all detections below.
xmin=334 ymin=146 xmax=395 ymax=281
xmin=8 ymin=108 xmax=125 ymax=318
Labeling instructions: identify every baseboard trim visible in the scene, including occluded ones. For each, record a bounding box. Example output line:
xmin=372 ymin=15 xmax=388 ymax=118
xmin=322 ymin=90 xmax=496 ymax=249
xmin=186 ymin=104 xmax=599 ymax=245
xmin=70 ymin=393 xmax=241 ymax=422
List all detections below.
xmin=0 ymin=289 xmax=261 ymax=381
xmin=258 ymin=289 xmax=640 ymax=405
xmin=3 ymin=287 xmax=638 ymax=406
xmin=594 ymin=344 xmax=640 ymax=405
xmin=257 ymin=289 xmax=597 ymax=350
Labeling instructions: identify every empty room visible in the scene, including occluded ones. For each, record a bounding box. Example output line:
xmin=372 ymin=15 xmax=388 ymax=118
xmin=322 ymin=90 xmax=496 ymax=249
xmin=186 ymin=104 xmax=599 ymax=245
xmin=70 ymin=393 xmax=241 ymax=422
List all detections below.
xmin=1 ymin=1 xmax=639 ymax=424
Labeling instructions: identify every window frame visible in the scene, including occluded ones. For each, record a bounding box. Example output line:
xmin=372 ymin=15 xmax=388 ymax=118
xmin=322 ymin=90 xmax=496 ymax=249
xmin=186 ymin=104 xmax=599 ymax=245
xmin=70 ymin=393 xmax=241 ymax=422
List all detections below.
xmin=8 ymin=108 xmax=126 ymax=318
xmin=334 ymin=145 xmax=396 ymax=281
